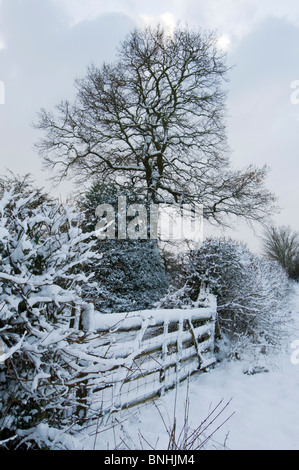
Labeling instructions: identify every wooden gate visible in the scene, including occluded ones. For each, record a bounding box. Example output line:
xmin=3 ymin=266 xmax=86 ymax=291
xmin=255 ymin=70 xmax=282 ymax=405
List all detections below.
xmin=81 ymin=297 xmax=217 ymax=417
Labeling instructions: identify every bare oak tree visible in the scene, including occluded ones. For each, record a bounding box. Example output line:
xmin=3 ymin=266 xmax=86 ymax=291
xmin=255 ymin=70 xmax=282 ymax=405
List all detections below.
xmin=35 ymin=24 xmax=276 ymax=224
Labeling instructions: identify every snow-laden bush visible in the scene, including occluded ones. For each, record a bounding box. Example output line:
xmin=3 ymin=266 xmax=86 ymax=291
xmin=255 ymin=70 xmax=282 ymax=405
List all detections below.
xmin=78 ymin=181 xmax=169 ymax=313
xmin=0 ymin=175 xmax=100 ymax=448
xmin=159 ymin=238 xmax=293 ymax=358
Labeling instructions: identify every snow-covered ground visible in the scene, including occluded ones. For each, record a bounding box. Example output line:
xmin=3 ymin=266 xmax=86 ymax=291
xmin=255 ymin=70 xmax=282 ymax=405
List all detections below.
xmin=75 ymin=284 xmax=299 ymax=451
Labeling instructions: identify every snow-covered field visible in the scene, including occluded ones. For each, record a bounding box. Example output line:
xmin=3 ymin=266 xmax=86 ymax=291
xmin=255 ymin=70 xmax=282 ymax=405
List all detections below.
xmin=75 ymin=284 xmax=299 ymax=451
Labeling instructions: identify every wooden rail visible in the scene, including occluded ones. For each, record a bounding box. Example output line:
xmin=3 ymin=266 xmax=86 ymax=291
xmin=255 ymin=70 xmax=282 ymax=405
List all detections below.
xmin=78 ymin=298 xmax=217 ymax=418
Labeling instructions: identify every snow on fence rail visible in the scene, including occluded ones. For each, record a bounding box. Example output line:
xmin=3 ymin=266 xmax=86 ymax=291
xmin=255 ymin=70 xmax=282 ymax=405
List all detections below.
xmin=79 ymin=296 xmax=217 ymax=418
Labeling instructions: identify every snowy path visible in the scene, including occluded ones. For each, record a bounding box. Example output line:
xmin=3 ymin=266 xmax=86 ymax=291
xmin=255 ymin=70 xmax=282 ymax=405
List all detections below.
xmin=81 ymin=285 xmax=299 ymax=450
xmin=116 ymin=356 xmax=299 ymax=450
xmin=131 ymin=285 xmax=299 ymax=450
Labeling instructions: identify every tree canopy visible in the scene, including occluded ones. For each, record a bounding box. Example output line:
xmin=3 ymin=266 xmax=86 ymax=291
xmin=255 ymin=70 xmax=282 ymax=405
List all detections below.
xmin=35 ymin=24 xmax=276 ymax=225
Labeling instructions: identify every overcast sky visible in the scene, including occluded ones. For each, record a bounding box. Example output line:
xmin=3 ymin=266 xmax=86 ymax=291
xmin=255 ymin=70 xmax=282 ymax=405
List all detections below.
xmin=0 ymin=0 xmax=299 ymax=252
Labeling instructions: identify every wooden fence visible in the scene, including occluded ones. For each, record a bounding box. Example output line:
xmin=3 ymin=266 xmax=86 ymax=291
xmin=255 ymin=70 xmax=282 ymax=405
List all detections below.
xmin=78 ymin=295 xmax=217 ymax=418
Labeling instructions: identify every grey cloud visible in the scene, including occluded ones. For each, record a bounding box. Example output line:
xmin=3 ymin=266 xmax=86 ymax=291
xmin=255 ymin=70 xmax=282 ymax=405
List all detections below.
xmin=226 ymin=16 xmax=299 ymax=241
xmin=0 ymin=0 xmax=135 ymax=184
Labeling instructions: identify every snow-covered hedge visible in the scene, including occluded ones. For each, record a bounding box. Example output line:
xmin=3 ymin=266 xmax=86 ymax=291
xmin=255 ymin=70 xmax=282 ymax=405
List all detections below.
xmin=159 ymin=238 xmax=293 ymax=357
xmin=0 ymin=176 xmax=100 ymax=448
xmin=78 ymin=181 xmax=169 ymax=313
